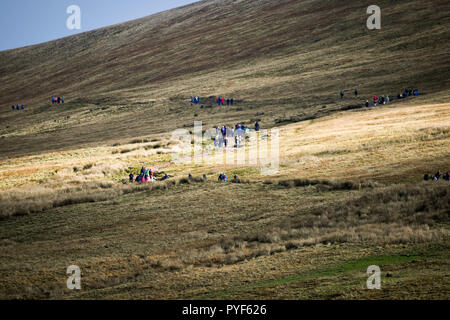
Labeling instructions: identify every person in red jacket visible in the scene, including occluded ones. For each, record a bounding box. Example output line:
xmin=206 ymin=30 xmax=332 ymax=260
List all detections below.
xmin=373 ymin=95 xmax=378 ymax=106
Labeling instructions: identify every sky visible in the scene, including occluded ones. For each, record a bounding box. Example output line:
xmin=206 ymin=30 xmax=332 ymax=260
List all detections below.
xmin=0 ymin=0 xmax=201 ymax=51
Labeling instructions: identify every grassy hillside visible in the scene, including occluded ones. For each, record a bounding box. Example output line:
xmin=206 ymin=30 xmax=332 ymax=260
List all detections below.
xmin=0 ymin=178 xmax=448 ymax=299
xmin=0 ymin=0 xmax=449 ymax=300
xmin=0 ymin=101 xmax=449 ymax=299
xmin=1 ymin=0 xmax=450 ymax=158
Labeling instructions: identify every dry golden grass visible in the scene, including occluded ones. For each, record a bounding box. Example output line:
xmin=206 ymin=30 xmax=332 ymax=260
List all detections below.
xmin=1 ymin=0 xmax=449 ymax=159
xmin=0 ymin=100 xmax=449 ymax=298
xmin=0 ymin=101 xmax=448 ymax=217
xmin=0 ymin=0 xmax=449 ymax=300
xmin=276 ymin=103 xmax=450 ymax=182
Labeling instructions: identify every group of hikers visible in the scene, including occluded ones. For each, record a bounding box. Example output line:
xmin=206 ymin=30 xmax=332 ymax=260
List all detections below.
xmin=51 ymin=96 xmax=65 ymax=104
xmin=216 ymin=97 xmax=235 ymax=106
xmin=190 ymin=96 xmax=201 ymax=105
xmin=129 ymin=167 xmax=240 ymax=184
xmin=191 ymin=172 xmax=240 ymax=182
xmin=424 ymin=171 xmax=449 ymax=181
xmin=192 ymin=173 xmax=240 ymax=182
xmin=189 ymin=96 xmax=235 ymax=106
xmin=9 ymin=96 xmax=65 ymax=111
xmin=11 ymin=104 xmax=25 ymax=111
xmin=213 ymin=122 xmax=260 ymax=148
xmin=129 ymin=167 xmax=169 ymax=183
xmin=340 ymin=88 xmax=420 ymax=108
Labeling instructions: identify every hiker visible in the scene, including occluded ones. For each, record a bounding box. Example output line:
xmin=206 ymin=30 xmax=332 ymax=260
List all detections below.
xmin=129 ymin=173 xmax=134 ymax=182
xmin=203 ymin=174 xmax=207 ymax=181
xmin=61 ymin=97 xmax=65 ymax=104
xmin=221 ymin=126 xmax=226 ymax=137
xmin=218 ymin=173 xmax=228 ymax=181
xmin=230 ymin=98 xmax=234 ymax=105
xmin=443 ymin=172 xmax=450 ymax=181
xmin=217 ymin=97 xmax=221 ymax=106
xmin=385 ymin=96 xmax=390 ymax=104
xmin=373 ymin=96 xmax=378 ymax=106
xmin=188 ymin=173 xmax=193 ymax=180
xmin=424 ymin=173 xmax=430 ymax=181
xmin=340 ymin=90 xmax=344 ymax=99
xmin=227 ymin=98 xmax=230 ymax=106
xmin=255 ymin=121 xmax=260 ymax=132
xmin=414 ymin=89 xmax=419 ymax=96
xmin=354 ymin=89 xmax=358 ymax=97
xmin=434 ymin=171 xmax=441 ymax=180
xmin=163 ymin=173 xmax=169 ymax=180
xmin=16 ymin=104 xmax=20 ymax=110
xmin=365 ymin=100 xmax=369 ymax=108
xmin=21 ymin=105 xmax=25 ymax=110
xmin=221 ymin=97 xmax=224 ymax=106
xmin=11 ymin=105 xmax=15 ymax=111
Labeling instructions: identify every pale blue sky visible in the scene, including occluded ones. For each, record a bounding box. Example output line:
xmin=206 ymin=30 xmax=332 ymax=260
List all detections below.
xmin=0 ymin=0 xmax=201 ymax=51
